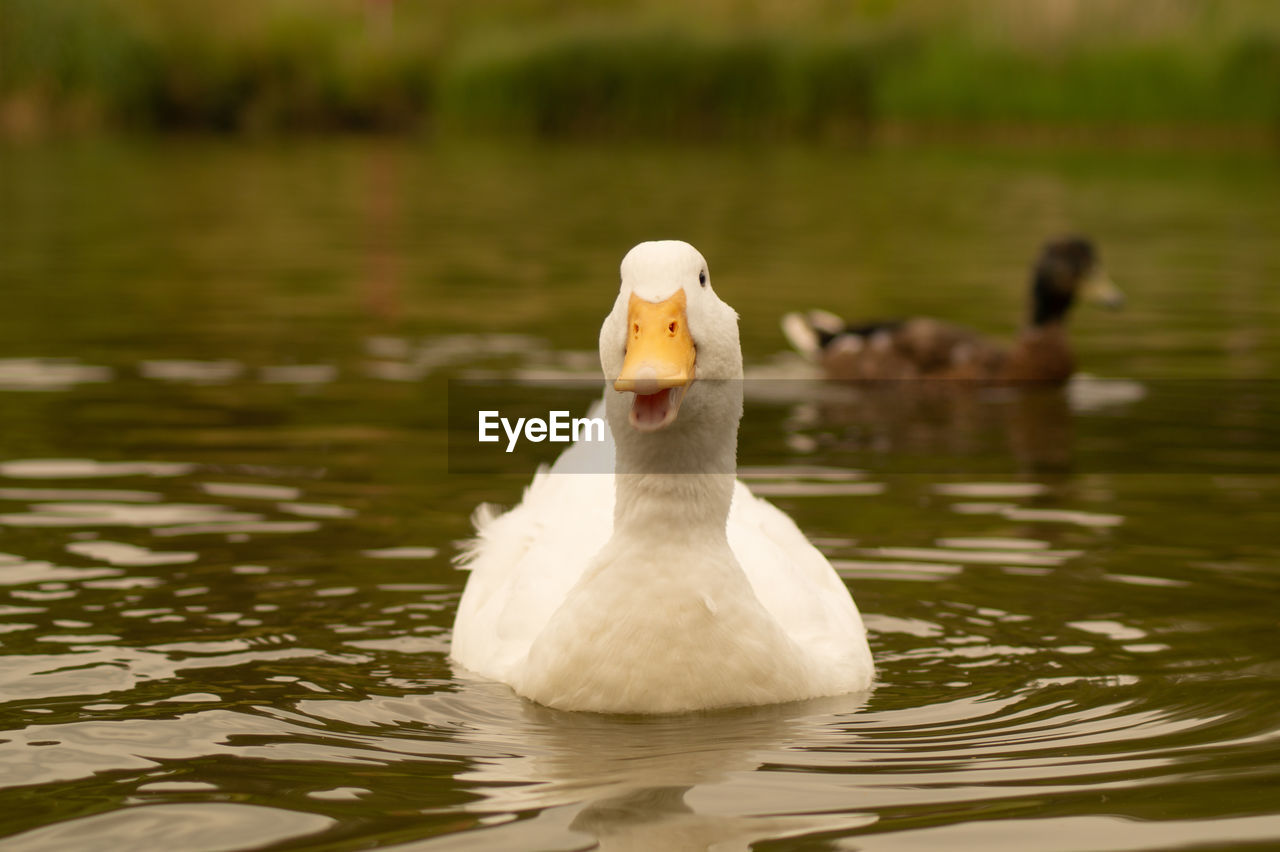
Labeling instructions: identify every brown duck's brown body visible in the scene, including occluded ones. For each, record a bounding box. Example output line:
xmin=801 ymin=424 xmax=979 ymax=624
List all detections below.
xmin=818 ymin=318 xmax=1075 ymax=384
xmin=792 ymin=236 xmax=1118 ymax=387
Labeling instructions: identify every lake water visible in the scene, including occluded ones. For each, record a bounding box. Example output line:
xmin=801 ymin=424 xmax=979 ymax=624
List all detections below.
xmin=1 ymin=137 xmax=1278 ymax=850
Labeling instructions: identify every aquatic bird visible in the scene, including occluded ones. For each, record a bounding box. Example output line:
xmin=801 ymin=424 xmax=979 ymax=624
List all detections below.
xmin=451 ymin=240 xmax=874 ymax=714
xmin=781 ymin=236 xmax=1123 ymax=384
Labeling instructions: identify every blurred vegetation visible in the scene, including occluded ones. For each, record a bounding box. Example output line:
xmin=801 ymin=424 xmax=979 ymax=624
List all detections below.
xmin=3 ymin=0 xmax=1280 ymax=138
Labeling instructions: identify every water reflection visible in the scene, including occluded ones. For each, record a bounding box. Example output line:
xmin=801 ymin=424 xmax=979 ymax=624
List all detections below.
xmin=4 ymin=803 xmax=335 ymax=852
xmin=362 ymin=687 xmax=879 ymax=849
xmin=781 ymin=381 xmax=1078 ymax=472
xmin=0 ymin=359 xmax=113 ymax=392
xmin=0 ymin=434 xmax=1276 ymax=849
xmin=1 ymin=140 xmax=1279 ymax=849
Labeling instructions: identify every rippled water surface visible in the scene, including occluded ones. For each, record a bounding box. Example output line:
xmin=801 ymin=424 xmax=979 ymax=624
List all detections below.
xmin=2 ymin=139 xmax=1279 ymax=850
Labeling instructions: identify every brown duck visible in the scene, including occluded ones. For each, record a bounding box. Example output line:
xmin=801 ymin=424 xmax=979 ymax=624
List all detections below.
xmin=782 ymin=236 xmax=1123 ymax=385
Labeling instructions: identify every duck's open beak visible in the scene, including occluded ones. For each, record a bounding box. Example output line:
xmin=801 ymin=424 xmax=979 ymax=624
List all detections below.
xmin=1081 ymin=269 xmax=1125 ymax=309
xmin=614 ymin=290 xmax=696 ymax=432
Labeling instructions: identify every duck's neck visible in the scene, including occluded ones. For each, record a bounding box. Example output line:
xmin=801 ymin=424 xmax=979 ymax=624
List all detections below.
xmin=1029 ymin=268 xmax=1075 ymax=328
xmin=608 ymin=388 xmax=741 ymax=545
xmin=611 ymin=432 xmax=737 ymax=544
xmin=613 ymin=474 xmax=735 ymax=546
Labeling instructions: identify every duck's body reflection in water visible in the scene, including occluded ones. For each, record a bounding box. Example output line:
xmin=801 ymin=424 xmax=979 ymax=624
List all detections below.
xmin=777 ymin=381 xmax=1076 ymax=474
xmin=410 ymin=682 xmax=874 ymax=850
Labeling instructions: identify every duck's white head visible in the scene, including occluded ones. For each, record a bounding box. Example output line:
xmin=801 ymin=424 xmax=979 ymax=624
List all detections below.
xmin=599 ymin=240 xmax=742 ymax=436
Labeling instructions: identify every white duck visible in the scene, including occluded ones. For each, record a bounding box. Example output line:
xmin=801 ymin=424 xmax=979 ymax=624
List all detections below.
xmin=451 ymin=240 xmax=873 ymax=714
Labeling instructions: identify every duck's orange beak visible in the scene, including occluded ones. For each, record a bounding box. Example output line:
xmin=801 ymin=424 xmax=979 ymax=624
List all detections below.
xmin=614 ymin=290 xmax=695 ymax=431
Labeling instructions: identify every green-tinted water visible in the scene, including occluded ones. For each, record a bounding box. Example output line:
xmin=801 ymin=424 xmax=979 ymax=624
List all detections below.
xmin=1 ymin=138 xmax=1278 ymax=850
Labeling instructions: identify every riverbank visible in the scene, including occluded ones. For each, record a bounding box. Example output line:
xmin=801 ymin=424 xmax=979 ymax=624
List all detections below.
xmin=3 ymin=0 xmax=1279 ymax=139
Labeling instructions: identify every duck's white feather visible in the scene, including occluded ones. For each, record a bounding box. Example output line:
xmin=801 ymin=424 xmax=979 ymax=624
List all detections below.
xmin=450 ymin=240 xmax=873 ymax=713
xmin=453 ymin=428 xmax=870 ymax=680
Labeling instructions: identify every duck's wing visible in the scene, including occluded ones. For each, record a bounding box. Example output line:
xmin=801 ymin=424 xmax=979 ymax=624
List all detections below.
xmin=727 ymin=481 xmax=873 ymax=687
xmin=782 ymin=310 xmax=914 ymax=379
xmin=782 ymin=310 xmax=1006 ymax=379
xmin=451 ymin=398 xmax=615 ymax=682
xmin=780 ymin=309 xmax=851 ymax=361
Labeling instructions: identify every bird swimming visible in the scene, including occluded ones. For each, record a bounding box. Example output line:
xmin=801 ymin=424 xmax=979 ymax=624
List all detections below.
xmin=450 ymin=240 xmax=874 ymax=714
xmin=782 ymin=236 xmax=1123 ymax=384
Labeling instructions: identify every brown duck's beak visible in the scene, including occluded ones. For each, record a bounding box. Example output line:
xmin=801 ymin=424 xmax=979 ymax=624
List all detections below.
xmin=1081 ymin=269 xmax=1125 ymax=310
xmin=614 ymin=290 xmax=695 ymax=432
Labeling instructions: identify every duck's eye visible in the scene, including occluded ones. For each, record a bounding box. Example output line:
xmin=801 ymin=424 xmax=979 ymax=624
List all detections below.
xmin=668 ymin=320 xmax=678 ymax=335
xmin=699 ymin=271 xmax=707 ymax=287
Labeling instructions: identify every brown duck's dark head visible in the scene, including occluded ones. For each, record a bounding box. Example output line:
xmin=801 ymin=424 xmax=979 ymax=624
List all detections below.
xmin=1030 ymin=236 xmax=1124 ymax=327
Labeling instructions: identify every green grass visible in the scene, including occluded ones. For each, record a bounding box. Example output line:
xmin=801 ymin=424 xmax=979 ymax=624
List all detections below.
xmin=438 ymin=31 xmax=875 ymax=139
xmin=2 ymin=0 xmax=1279 ymax=136
xmin=0 ymin=0 xmax=436 ymax=132
xmin=878 ymin=36 xmax=1280 ymax=124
